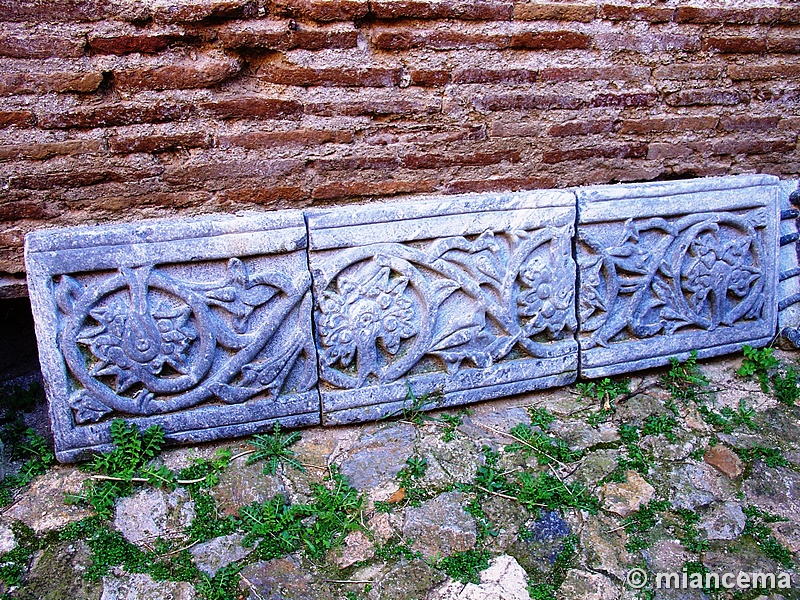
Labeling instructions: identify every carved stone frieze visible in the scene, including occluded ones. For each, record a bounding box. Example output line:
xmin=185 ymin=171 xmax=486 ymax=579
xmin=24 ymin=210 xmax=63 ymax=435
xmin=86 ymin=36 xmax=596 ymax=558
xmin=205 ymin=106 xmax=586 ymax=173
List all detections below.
xmin=24 ymin=175 xmax=784 ymax=461
xmin=25 ymin=212 xmax=319 ymax=461
xmin=576 ymin=175 xmax=780 ymax=378
xmin=307 ymin=191 xmax=579 ymax=424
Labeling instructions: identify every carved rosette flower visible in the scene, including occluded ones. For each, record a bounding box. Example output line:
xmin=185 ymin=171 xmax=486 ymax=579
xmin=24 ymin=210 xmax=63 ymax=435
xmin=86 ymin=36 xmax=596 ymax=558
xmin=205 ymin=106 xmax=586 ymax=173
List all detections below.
xmin=683 ymin=232 xmax=760 ymax=319
xmin=78 ymin=298 xmax=197 ymax=393
xmin=517 ymin=256 xmax=573 ymax=337
xmin=318 ymin=267 xmax=418 ymax=384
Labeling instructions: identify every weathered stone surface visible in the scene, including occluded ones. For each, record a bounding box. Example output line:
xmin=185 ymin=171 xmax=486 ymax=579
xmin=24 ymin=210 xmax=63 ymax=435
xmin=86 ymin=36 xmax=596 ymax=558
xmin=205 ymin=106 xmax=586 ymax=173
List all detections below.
xmin=403 ymin=491 xmax=477 ymax=558
xmin=429 ymin=554 xmax=530 ymax=600
xmin=329 ymin=530 xmax=374 ymax=568
xmin=207 ymin=455 xmax=285 ymax=516
xmin=556 ymin=569 xmax=619 ymax=600
xmin=768 ymin=520 xmax=800 ymax=553
xmin=577 ymin=175 xmax=780 ymax=378
xmin=640 ymin=432 xmax=694 ymax=462
xmin=549 ymin=419 xmax=620 ymax=451
xmin=307 ymin=190 xmax=578 ymax=424
xmin=3 ymin=467 xmax=92 ymax=533
xmin=703 ymin=538 xmax=783 ymax=578
xmin=15 ymin=540 xmax=102 ymax=600
xmin=339 ymin=422 xmax=415 ymax=494
xmin=644 ymin=539 xmax=694 ymax=574
xmin=651 ymin=463 xmax=735 ymax=510
xmin=519 ymin=509 xmax=573 ymax=576
xmin=703 ymin=444 xmax=744 ymax=479
xmin=189 ymin=533 xmax=252 ymax=576
xmin=369 ymin=559 xmax=446 ymax=600
xmin=0 ymin=523 xmax=16 ymax=554
xmin=101 ymin=574 xmax=196 ymax=599
xmin=613 ymin=393 xmax=670 ymax=427
xmin=743 ymin=460 xmax=800 ymax=520
xmin=777 ymin=179 xmax=800 ymax=347
xmin=25 ymin=212 xmax=320 ymax=462
xmin=114 ymin=487 xmax=194 ymax=546
xmin=697 ymin=502 xmax=746 ymax=540
xmin=569 ymin=449 xmax=620 ymax=487
xmin=599 ymin=471 xmax=655 ymax=517
xmin=241 ymin=555 xmax=331 ymax=599
xmin=581 ymin=513 xmax=634 ymax=580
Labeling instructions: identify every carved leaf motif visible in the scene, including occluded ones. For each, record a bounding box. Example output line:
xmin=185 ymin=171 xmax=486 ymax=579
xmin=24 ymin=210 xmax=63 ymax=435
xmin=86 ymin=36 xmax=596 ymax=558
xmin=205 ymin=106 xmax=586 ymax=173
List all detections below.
xmin=318 ymin=264 xmax=421 ymax=384
xmin=206 ymin=258 xmax=278 ymax=333
xmin=429 ymin=312 xmax=494 ymax=373
xmin=69 ymin=390 xmax=113 ymax=424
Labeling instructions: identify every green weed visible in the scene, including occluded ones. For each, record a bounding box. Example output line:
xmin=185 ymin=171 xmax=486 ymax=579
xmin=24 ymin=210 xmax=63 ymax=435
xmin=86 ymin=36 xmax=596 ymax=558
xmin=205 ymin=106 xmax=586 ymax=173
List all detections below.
xmin=177 ymin=448 xmax=233 ymax=493
xmin=438 ymin=409 xmax=471 ymax=442
xmin=577 ymin=377 xmax=631 ymax=409
xmin=70 ymin=420 xmax=173 ymax=518
xmin=743 ymin=506 xmax=794 ymax=568
xmin=505 ymin=423 xmax=582 ymax=466
xmin=246 ymin=423 xmax=304 ymax=476
xmin=196 ymin=564 xmax=242 ymax=600
xmin=612 ymin=424 xmax=653 ymax=478
xmin=772 ymin=366 xmax=800 ymax=406
xmin=642 ymin=415 xmax=678 ymax=442
xmin=734 ymin=446 xmax=788 ymax=468
xmin=185 ymin=492 xmax=239 ymax=543
xmin=60 ymin=516 xmax=200 ymax=581
xmin=0 ymin=523 xmax=39 ymax=588
xmin=0 ymin=383 xmax=54 ymax=506
xmin=676 ymin=508 xmax=709 ymax=553
xmin=438 ymin=549 xmax=490 ymax=584
xmin=397 ymin=455 xmax=430 ymax=506
xmin=661 ymin=351 xmax=710 ymax=405
xmin=737 ymin=346 xmax=779 ymax=393
xmin=623 ymin=500 xmax=671 ymax=552
xmin=529 ymin=534 xmax=578 ymax=599
xmin=516 ymin=472 xmax=599 ymax=515
xmin=0 ymin=426 xmax=55 ymax=506
xmin=241 ymin=466 xmax=364 ymax=560
xmin=528 ymin=406 xmax=556 ymax=429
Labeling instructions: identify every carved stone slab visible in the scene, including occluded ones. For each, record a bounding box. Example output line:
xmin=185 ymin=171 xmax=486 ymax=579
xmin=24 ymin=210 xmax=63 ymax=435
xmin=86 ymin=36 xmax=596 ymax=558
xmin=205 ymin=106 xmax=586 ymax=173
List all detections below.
xmin=576 ymin=174 xmax=780 ymax=379
xmin=25 ymin=212 xmax=319 ymax=462
xmin=777 ymin=180 xmax=800 ymax=345
xmin=306 ymin=191 xmax=578 ymax=424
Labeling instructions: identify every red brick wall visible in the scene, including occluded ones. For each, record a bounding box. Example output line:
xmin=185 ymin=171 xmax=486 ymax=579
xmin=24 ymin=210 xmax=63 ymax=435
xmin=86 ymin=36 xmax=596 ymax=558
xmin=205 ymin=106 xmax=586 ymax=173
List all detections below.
xmin=2 ymin=0 xmax=799 ymax=294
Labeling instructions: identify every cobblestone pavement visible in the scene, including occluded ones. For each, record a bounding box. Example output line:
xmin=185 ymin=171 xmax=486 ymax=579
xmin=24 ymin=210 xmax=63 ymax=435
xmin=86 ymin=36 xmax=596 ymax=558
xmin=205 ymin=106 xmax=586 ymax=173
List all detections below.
xmin=2 ymin=349 xmax=800 ymax=600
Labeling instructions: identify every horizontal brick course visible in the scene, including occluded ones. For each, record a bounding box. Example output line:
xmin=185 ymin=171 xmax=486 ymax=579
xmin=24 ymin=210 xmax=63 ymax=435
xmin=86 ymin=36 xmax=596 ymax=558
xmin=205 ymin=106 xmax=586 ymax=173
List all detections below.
xmin=371 ymin=0 xmax=513 ymax=20
xmin=1 ymin=0 xmax=799 ymax=294
xmin=256 ymin=65 xmax=402 ymax=87
xmin=514 ymin=2 xmax=595 ymax=22
xmin=114 ymin=53 xmax=242 ymax=92
xmin=215 ymin=21 xmax=358 ymax=50
xmin=38 ymin=101 xmax=195 ymax=129
xmin=0 ymin=68 xmax=104 ymax=95
xmin=542 ymin=143 xmax=647 ymax=164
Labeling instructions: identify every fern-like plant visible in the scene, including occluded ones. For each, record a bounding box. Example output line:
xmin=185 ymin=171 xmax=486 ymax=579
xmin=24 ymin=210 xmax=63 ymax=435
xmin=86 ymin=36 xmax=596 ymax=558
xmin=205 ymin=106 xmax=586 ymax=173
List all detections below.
xmin=246 ymin=423 xmax=304 ymax=475
xmin=72 ymin=420 xmax=174 ymax=518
